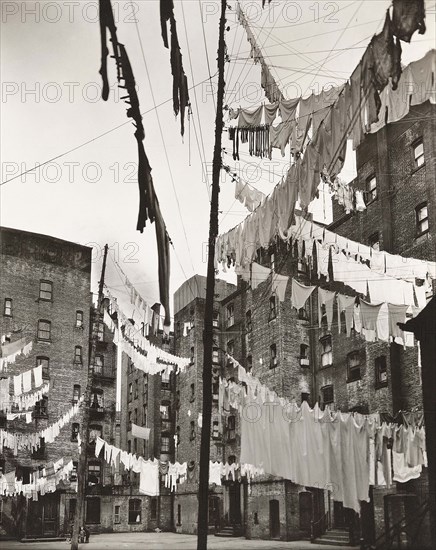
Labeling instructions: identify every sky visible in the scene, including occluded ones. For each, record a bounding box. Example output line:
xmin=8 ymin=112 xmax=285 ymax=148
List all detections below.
xmin=1 ymin=0 xmax=434 ymax=324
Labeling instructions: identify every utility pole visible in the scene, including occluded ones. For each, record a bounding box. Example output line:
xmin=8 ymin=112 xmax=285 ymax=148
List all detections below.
xmin=197 ymin=1 xmax=226 ymax=549
xmin=71 ymin=244 xmax=108 ymax=550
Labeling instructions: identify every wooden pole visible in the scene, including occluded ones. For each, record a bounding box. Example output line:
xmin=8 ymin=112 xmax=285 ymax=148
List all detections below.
xmin=197 ymin=2 xmax=226 ymax=549
xmin=71 ymin=244 xmax=108 ymax=550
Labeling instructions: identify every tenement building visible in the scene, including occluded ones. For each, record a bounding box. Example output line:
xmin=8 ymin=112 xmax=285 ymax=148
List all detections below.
xmin=0 ymin=227 xmax=95 ymax=538
xmin=172 ymin=100 xmax=435 ymax=547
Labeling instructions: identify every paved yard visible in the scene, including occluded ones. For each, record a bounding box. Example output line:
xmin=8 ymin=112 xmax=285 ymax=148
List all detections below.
xmin=0 ymin=532 xmax=358 ymax=550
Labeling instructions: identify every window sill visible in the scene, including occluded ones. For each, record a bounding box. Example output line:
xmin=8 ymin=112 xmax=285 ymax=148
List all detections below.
xmin=375 ymin=382 xmax=388 ymax=390
xmin=37 ymin=340 xmax=51 ymax=344
xmin=3 ymin=314 xmax=12 ymax=318
xmin=415 ymin=230 xmax=429 ymax=241
xmin=38 ymin=298 xmax=53 ymax=303
xmin=411 ymin=163 xmax=425 ymax=175
xmin=347 ymin=377 xmax=361 ymax=384
xmin=320 ymin=364 xmax=333 ymax=370
xmin=268 ymin=316 xmax=277 ymax=323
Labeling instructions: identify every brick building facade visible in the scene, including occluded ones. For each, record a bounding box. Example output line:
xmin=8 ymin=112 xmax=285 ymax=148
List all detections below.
xmin=171 ymin=101 xmax=435 ymax=545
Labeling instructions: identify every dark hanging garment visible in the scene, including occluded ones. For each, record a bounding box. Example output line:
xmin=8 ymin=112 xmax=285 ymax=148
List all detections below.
xmin=154 ymin=206 xmax=171 ymax=330
xmin=160 ymin=0 xmax=174 ymax=49
xmin=370 ymin=11 xmax=402 ymax=91
xmin=118 ymin=44 xmax=145 ymax=141
xmin=136 ymin=137 xmax=156 ymax=231
xmin=98 ymin=0 xmax=121 ymax=100
xmin=392 ymin=0 xmax=426 ymax=43
xmin=169 ymin=18 xmax=190 ymax=136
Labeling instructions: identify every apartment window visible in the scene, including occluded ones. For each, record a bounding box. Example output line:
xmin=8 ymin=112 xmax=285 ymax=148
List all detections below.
xmin=301 ymin=392 xmax=310 ymax=403
xmin=298 ymin=303 xmax=309 ymax=321
xmin=128 ymin=411 xmax=132 ymax=430
xmin=70 ymin=462 xmax=78 ymax=482
xmin=226 ymin=340 xmax=234 ymax=359
xmin=69 ymin=499 xmax=77 ymax=522
xmin=97 ymin=322 xmax=104 ymax=341
xmin=74 ymin=346 xmax=82 ymax=364
xmin=85 ymin=497 xmax=101 ymax=524
xmin=37 ymin=320 xmax=51 ymax=342
xmin=190 ymin=346 xmax=195 ymax=364
xmin=75 ymin=311 xmax=83 ymax=328
xmin=190 ymin=383 xmax=195 ymax=402
xmin=90 ymin=389 xmax=103 ymax=410
xmin=212 ymin=348 xmax=219 ymax=364
xmin=3 ymin=299 xmax=12 ymax=317
xmin=269 ymin=343 xmax=278 ymax=369
xmin=32 ymin=438 xmax=46 ymax=459
xmin=143 ymin=405 xmax=147 ymax=425
xmin=300 ymin=344 xmax=310 ymax=367
xmin=227 ymin=416 xmax=236 ymax=441
xmin=321 ymin=385 xmax=334 ymax=406
xmin=320 ymin=336 xmax=332 ymax=368
xmin=134 ymin=379 xmax=138 ymax=399
xmin=212 ymin=421 xmax=220 ymax=439
xmin=34 ymin=396 xmax=48 ymax=417
xmin=39 ymin=280 xmax=53 ymax=301
xmin=89 ymin=425 xmax=102 ymax=444
xmin=270 ymin=252 xmax=275 ymax=271
xmin=368 ymin=232 xmax=380 ymax=251
xmin=128 ymin=383 xmax=133 ymax=402
xmin=298 ymin=258 xmax=308 ymax=275
xmin=36 ymin=357 xmax=50 ymax=379
xmin=212 ymin=375 xmax=219 ymax=399
xmin=128 ymin=499 xmax=141 ymax=524
xmin=161 ymin=369 xmax=170 ymax=390
xmin=245 ymin=309 xmax=252 ymax=333
xmin=114 ymin=505 xmax=121 ymax=524
xmin=161 ymin=435 xmax=170 ymax=453
xmin=190 ymin=421 xmax=196 ymax=440
xmin=416 ymin=202 xmax=429 ymax=236
xmin=94 ymin=355 xmax=103 ymax=374
xmin=213 ymin=311 xmax=219 ymax=328
xmin=71 ymin=423 xmax=80 ymax=442
xmin=177 ymin=504 xmax=182 ymax=525
xmin=246 ymin=355 xmax=252 ymax=373
xmin=127 ymin=440 xmax=131 ymax=454
xmin=375 ymin=356 xmax=388 ymax=388
xmin=72 ymin=384 xmax=81 ymax=403
xmin=269 ymin=296 xmax=277 ymax=321
xmin=226 ymin=303 xmax=235 ymax=327
xmin=347 ymin=351 xmax=362 ymax=382
xmin=366 ymin=175 xmax=377 ymax=203
xmin=133 ymin=438 xmax=137 ymax=454
xmin=133 ymin=408 xmax=138 ymax=425
xmin=88 ymin=463 xmax=101 ymax=486
xmin=413 ymin=139 xmax=424 ymax=168
xmin=160 ymin=404 xmax=170 ymax=420
xmin=150 ymin=498 xmax=157 ymax=520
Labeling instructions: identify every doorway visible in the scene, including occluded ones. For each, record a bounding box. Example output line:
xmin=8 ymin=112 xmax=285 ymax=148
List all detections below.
xmin=334 ymin=501 xmax=350 ymax=529
xmin=299 ymin=491 xmax=313 ymax=532
xmin=27 ymin=494 xmax=59 ymax=537
xmin=269 ymin=499 xmax=280 ymax=539
xmin=228 ymin=483 xmax=241 ymax=525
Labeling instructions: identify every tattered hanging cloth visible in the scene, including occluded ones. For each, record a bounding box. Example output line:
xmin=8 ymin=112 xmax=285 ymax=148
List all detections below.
xmin=392 ymin=0 xmax=426 ymax=43
xmin=238 ymin=105 xmax=263 ymax=127
xmin=118 ymin=43 xmax=145 ymax=140
xmin=98 ymin=0 xmax=121 ymax=101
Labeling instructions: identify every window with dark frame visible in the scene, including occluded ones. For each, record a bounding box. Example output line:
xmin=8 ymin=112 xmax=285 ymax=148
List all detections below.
xmin=37 ymin=357 xmax=50 ymax=379
xmin=71 ymin=423 xmax=80 ymax=442
xmin=269 ymin=296 xmax=277 ymax=321
xmin=114 ymin=505 xmax=121 ymax=524
xmin=128 ymin=499 xmax=141 ymax=524
xmin=246 ymin=310 xmax=252 ymax=333
xmin=246 ymin=355 xmax=252 ymax=373
xmin=347 ymin=351 xmax=362 ymax=382
xmin=321 ymin=385 xmax=334 ymax=406
xmin=72 ymin=384 xmax=81 ymax=403
xmin=89 ymin=425 xmax=102 ymax=444
xmin=37 ymin=320 xmax=51 ymax=342
xmin=74 ymin=346 xmax=82 ymax=364
xmin=212 ymin=348 xmax=219 ymax=364
xmin=161 ymin=369 xmax=170 ymax=389
xmin=212 ymin=311 xmax=219 ymax=328
xmin=39 ymin=280 xmax=53 ymax=301
xmin=34 ymin=396 xmax=48 ymax=417
xmin=88 ymin=463 xmax=101 ymax=485
xmin=270 ymin=343 xmax=278 ymax=369
xmin=227 ymin=415 xmax=236 ymax=441
xmin=76 ymin=311 xmax=83 ymax=328
xmin=161 ymin=435 xmax=170 ymax=453
xmin=226 ymin=303 xmax=234 ymax=327
xmin=366 ymin=175 xmax=377 ymax=203
xmin=90 ymin=389 xmax=103 ymax=410
xmin=128 ymin=383 xmax=133 ymax=402
xmin=212 ymin=420 xmax=220 ymax=439
xmin=190 ymin=383 xmax=195 ymax=401
xmin=298 ymin=303 xmax=309 ymax=321
xmin=85 ymin=497 xmax=101 ymax=524
xmin=190 ymin=421 xmax=196 ymax=440
xmin=270 ymin=252 xmax=275 ymax=271
xmin=93 ymin=355 xmax=103 ymax=374
xmin=375 ymin=355 xmax=388 ymax=387
xmin=190 ymin=346 xmax=195 ymax=364
xmin=320 ymin=336 xmax=332 ymax=367
xmin=368 ymin=232 xmax=380 ymax=251
xmin=416 ymin=202 xmax=429 ymax=236
xmin=300 ymin=344 xmax=310 ymax=367
xmin=413 ymin=139 xmax=424 ymax=168
xmin=134 ymin=379 xmax=138 ymax=399
xmin=143 ymin=405 xmax=147 ymax=425
xmin=4 ymin=299 xmax=12 ymax=317
xmin=32 ymin=438 xmax=46 ymax=459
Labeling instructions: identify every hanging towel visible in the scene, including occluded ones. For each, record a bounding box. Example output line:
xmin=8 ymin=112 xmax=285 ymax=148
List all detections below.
xmin=139 ymin=459 xmax=159 ymax=496
xmin=318 ymin=288 xmax=336 ymax=330
xmin=104 ymin=444 xmax=113 ymax=464
xmin=264 ymin=102 xmax=279 ymax=125
xmin=251 ymin=263 xmax=271 ymax=290
xmin=271 ymin=273 xmax=289 ymax=302
xmin=360 ymin=300 xmax=383 ymax=332
xmin=291 ymin=279 xmax=316 ymax=311
xmin=22 ymin=370 xmax=32 ymax=393
xmin=95 ymin=437 xmax=105 ymax=458
xmin=238 ymin=105 xmax=263 ymax=127
xmin=13 ymin=374 xmax=22 ymax=397
xmin=278 ymin=97 xmax=299 ymax=122
xmin=337 ymin=294 xmax=356 ymax=336
xmin=388 ymin=303 xmax=409 ymax=339
xmin=132 ymin=423 xmax=151 ymax=440
xmin=33 ymin=365 xmax=43 ymax=390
